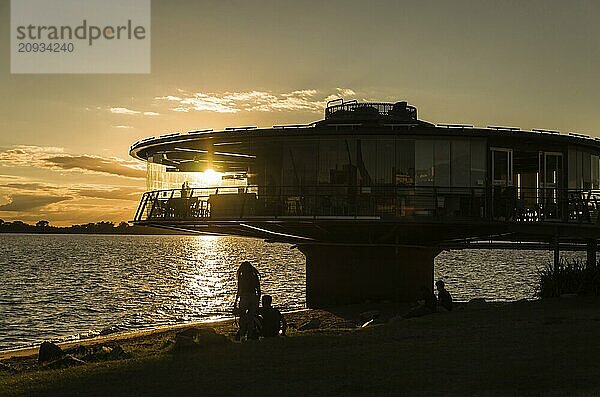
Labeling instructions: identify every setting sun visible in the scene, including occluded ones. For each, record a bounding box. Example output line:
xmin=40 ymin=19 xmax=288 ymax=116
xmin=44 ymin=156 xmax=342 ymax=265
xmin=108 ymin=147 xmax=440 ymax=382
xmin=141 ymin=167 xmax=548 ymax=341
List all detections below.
xmin=191 ymin=169 xmax=223 ymax=187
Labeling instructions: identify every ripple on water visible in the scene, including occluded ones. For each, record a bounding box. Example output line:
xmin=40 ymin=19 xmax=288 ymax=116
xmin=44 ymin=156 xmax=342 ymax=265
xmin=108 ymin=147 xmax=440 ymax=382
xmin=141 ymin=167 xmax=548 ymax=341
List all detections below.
xmin=0 ymin=234 xmax=586 ymax=350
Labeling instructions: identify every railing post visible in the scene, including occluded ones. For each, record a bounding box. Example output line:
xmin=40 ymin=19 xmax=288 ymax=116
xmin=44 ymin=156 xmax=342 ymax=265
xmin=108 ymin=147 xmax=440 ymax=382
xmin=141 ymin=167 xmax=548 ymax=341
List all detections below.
xmin=148 ymin=193 xmax=158 ymax=219
xmin=434 ymin=188 xmax=438 ymax=218
xmin=553 ymin=237 xmax=560 ymax=272
xmin=134 ymin=193 xmax=146 ymax=221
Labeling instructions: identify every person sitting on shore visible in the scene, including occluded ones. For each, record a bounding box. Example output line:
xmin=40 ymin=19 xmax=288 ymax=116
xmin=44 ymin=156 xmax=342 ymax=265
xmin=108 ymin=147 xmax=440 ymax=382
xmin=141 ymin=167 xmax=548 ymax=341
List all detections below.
xmin=436 ymin=280 xmax=453 ymax=311
xmin=403 ymin=287 xmax=437 ymax=319
xmin=233 ymin=261 xmax=261 ymax=341
xmin=258 ymin=295 xmax=287 ymax=337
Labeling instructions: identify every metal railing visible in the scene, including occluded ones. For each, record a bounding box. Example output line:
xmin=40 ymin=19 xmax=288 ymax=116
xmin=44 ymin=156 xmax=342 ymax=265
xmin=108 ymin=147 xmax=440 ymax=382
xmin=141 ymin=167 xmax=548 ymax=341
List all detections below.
xmin=133 ymin=185 xmax=600 ymax=225
xmin=325 ymin=102 xmax=417 ymax=121
xmin=491 ymin=187 xmax=599 ymax=224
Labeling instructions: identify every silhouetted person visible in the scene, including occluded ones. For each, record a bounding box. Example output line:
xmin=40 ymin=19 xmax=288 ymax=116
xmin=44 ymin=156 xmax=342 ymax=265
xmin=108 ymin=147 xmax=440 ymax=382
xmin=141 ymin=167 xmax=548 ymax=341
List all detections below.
xmin=436 ymin=280 xmax=453 ymax=311
xmin=258 ymin=295 xmax=287 ymax=337
xmin=404 ymin=287 xmax=437 ymax=318
xmin=181 ymin=181 xmax=191 ymax=198
xmin=234 ymin=261 xmax=261 ymax=341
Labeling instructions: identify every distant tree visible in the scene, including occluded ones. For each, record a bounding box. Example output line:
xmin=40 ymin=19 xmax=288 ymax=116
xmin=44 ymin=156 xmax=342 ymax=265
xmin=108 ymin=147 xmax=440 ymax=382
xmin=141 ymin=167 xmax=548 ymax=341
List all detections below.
xmin=117 ymin=221 xmax=129 ymax=229
xmin=36 ymin=220 xmax=50 ymax=227
xmin=98 ymin=221 xmax=114 ymax=230
xmin=6 ymin=220 xmax=29 ymax=232
xmin=0 ymin=219 xmax=4 ymax=226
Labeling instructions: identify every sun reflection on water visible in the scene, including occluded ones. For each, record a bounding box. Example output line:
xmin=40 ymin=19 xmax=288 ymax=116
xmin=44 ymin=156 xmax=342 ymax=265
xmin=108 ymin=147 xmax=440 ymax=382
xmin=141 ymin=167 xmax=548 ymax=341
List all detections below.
xmin=0 ymin=233 xmax=591 ymax=351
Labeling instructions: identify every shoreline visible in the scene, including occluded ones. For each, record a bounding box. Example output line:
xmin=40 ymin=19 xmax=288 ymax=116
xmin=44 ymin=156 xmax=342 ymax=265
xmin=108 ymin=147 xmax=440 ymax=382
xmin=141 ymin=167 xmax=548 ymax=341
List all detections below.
xmin=0 ymin=308 xmax=313 ymax=360
xmin=0 ymin=298 xmax=533 ymax=358
xmin=0 ymin=301 xmax=419 ymax=363
xmin=4 ymin=297 xmax=600 ymax=395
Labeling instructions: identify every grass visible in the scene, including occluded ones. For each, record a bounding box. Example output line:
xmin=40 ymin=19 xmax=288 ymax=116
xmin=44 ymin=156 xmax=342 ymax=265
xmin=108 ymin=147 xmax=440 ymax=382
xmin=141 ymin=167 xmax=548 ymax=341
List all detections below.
xmin=537 ymin=258 xmax=600 ymax=298
xmin=4 ymin=299 xmax=600 ymax=396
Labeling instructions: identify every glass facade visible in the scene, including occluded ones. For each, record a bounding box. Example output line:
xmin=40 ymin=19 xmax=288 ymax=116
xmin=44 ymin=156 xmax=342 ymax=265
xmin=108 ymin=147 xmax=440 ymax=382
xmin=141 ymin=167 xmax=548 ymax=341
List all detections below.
xmin=146 ymin=162 xmax=194 ymax=191
xmin=139 ymin=131 xmax=599 ymax=223
xmin=414 ymin=140 xmax=434 ymax=186
xmin=317 ymin=139 xmax=356 ymax=185
xmin=568 ymin=149 xmax=600 ymax=189
xmin=271 ymin=136 xmax=488 ymax=190
xmin=146 ymin=161 xmax=245 ymax=191
xmin=395 ymin=140 xmax=415 ymax=186
xmin=284 ymin=141 xmax=313 ymax=186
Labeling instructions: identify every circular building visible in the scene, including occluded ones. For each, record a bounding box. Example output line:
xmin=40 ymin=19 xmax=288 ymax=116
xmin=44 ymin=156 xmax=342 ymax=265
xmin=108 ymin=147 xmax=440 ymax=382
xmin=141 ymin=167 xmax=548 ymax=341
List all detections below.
xmin=130 ymin=100 xmax=600 ymax=307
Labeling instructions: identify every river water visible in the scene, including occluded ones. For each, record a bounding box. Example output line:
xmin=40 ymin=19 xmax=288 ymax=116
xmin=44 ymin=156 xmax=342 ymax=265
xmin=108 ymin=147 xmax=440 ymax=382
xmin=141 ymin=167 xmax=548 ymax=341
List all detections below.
xmin=0 ymin=234 xmax=585 ymax=351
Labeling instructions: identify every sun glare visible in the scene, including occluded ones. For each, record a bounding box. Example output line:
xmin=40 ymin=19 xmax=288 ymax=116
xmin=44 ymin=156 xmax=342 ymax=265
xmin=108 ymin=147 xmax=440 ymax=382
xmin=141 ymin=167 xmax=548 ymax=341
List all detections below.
xmin=191 ymin=169 xmax=223 ymax=187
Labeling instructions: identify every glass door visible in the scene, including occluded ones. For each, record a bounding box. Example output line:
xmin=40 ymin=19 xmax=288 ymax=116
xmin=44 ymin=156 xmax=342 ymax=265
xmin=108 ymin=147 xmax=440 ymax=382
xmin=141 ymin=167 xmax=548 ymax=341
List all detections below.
xmin=491 ymin=148 xmax=513 ymax=186
xmin=539 ymin=152 xmax=563 ymax=220
xmin=490 ymin=148 xmax=514 ymax=219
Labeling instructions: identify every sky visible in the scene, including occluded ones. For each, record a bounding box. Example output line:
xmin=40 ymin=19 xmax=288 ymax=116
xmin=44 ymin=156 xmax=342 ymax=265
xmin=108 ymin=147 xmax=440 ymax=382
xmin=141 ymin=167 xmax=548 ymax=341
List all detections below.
xmin=0 ymin=0 xmax=598 ymax=225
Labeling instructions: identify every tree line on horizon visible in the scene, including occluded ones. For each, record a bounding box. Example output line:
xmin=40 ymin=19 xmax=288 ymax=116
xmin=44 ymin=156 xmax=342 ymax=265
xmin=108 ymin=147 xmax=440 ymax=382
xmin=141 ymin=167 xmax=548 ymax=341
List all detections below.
xmin=0 ymin=219 xmax=189 ymax=235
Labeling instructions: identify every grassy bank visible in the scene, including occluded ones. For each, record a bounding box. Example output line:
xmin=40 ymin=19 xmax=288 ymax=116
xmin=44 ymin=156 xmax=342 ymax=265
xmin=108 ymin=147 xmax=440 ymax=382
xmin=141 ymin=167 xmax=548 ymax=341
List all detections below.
xmin=2 ymin=298 xmax=600 ymax=396
xmin=538 ymin=259 xmax=600 ymax=298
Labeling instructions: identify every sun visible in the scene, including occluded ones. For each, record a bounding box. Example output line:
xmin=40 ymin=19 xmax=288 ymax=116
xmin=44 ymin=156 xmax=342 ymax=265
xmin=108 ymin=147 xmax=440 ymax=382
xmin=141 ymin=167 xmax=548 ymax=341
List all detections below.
xmin=203 ymin=169 xmax=222 ymax=186
xmin=190 ymin=168 xmax=223 ymax=187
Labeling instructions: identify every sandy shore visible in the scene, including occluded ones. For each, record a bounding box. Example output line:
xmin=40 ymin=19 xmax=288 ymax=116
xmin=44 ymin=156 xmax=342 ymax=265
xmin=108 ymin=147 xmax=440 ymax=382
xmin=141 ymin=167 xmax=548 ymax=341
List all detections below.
xmin=2 ymin=297 xmax=600 ymax=396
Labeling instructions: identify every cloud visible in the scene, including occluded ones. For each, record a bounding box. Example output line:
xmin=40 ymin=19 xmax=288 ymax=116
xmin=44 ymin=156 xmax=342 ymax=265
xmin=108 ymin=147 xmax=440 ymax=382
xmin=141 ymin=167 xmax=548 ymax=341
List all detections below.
xmin=75 ymin=186 xmax=144 ymax=201
xmin=2 ymin=178 xmax=144 ymax=200
xmin=4 ymin=182 xmax=59 ymax=191
xmin=110 ymin=107 xmax=140 ymax=115
xmin=0 ymin=194 xmax=137 ymax=225
xmin=156 ymin=93 xmax=239 ymax=113
xmin=110 ymin=107 xmax=160 ymax=116
xmin=0 ymin=146 xmax=145 ymax=179
xmin=0 ymin=178 xmax=144 ymax=224
xmin=45 ymin=155 xmax=146 ymax=179
xmin=155 ymin=88 xmax=358 ymax=114
xmin=0 ymin=194 xmax=72 ymax=212
xmin=0 ymin=145 xmax=64 ymax=167
xmin=336 ymin=88 xmax=356 ymax=97
xmin=0 ymin=174 xmax=22 ymax=181
xmin=112 ymin=125 xmax=134 ymax=129
xmin=0 ymin=177 xmax=66 ymax=200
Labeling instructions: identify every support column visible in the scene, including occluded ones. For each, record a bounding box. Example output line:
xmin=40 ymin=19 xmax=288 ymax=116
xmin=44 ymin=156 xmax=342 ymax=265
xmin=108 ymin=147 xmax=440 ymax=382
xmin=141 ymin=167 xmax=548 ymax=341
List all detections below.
xmin=587 ymin=239 xmax=597 ymax=269
xmin=298 ymin=244 xmax=437 ymax=308
xmin=553 ymin=238 xmax=560 ymax=271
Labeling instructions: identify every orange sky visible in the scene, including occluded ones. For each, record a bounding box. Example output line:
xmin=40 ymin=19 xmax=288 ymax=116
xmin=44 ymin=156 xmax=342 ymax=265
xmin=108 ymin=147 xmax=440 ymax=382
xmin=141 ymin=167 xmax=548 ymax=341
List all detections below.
xmin=0 ymin=0 xmax=598 ymax=225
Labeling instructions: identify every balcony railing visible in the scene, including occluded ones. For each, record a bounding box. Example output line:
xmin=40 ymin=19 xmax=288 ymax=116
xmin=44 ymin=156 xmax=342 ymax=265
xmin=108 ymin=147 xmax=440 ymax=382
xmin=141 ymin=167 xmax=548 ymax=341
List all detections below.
xmin=134 ymin=186 xmax=600 ymax=225
xmin=324 ymin=101 xmax=417 ymax=122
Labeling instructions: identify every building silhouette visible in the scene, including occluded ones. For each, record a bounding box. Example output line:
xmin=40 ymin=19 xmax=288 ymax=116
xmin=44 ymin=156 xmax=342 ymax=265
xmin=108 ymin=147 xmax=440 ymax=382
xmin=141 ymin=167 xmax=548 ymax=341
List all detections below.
xmin=130 ymin=100 xmax=600 ymax=307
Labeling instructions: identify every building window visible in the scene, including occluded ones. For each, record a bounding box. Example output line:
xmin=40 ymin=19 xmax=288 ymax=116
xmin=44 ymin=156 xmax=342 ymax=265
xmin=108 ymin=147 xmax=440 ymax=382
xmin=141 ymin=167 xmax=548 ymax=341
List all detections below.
xmin=451 ymin=140 xmax=471 ymax=187
xmin=434 ymin=141 xmax=450 ymax=187
xmin=470 ymin=140 xmax=486 ymax=187
xmin=415 ymin=140 xmax=434 ymax=186
xmin=395 ymin=139 xmax=415 ymax=186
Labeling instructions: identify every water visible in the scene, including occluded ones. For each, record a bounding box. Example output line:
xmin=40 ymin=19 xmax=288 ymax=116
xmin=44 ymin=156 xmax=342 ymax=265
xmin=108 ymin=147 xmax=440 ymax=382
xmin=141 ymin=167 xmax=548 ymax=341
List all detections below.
xmin=0 ymin=234 xmax=585 ymax=351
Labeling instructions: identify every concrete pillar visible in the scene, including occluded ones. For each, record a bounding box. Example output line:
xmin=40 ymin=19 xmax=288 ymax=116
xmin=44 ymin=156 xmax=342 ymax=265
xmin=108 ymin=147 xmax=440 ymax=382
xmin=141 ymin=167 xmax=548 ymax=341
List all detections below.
xmin=297 ymin=244 xmax=436 ymax=308
xmin=587 ymin=239 xmax=597 ymax=269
